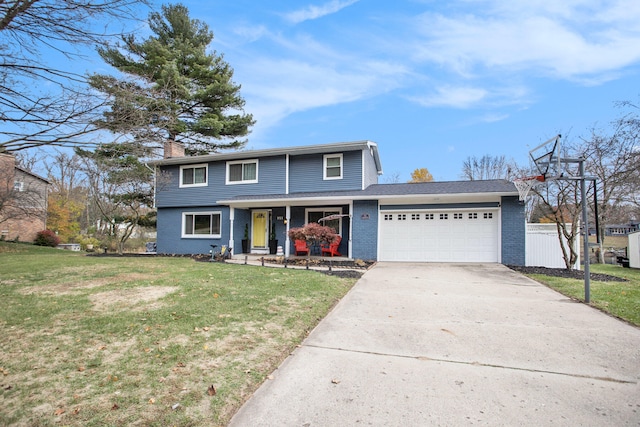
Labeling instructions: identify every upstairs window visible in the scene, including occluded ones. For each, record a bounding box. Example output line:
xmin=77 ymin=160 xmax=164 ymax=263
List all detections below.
xmin=180 ymin=164 xmax=208 ymax=187
xmin=227 ymin=160 xmax=258 ymax=184
xmin=14 ymin=181 xmax=24 ymax=192
xmin=323 ymin=154 xmax=343 ymax=180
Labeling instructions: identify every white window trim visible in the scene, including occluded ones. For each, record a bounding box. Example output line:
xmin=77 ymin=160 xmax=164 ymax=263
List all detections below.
xmin=182 ymin=211 xmax=222 ymax=238
xmin=226 ymin=159 xmax=259 ymax=185
xmin=179 ymin=164 xmax=208 ymax=188
xmin=323 ymin=153 xmax=343 ymax=180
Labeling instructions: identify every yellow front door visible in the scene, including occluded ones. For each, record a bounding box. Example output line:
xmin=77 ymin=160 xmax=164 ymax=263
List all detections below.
xmin=252 ymin=211 xmax=267 ymax=248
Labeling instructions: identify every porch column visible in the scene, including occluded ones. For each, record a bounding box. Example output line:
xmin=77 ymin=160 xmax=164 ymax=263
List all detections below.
xmin=285 ymin=205 xmax=291 ymax=257
xmin=348 ymin=201 xmax=353 ymax=259
xmin=229 ymin=207 xmax=235 ymax=254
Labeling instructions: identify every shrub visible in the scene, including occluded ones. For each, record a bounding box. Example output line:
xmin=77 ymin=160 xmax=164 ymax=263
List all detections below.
xmin=34 ymin=230 xmax=61 ymax=247
xmin=288 ymin=223 xmax=337 ymax=245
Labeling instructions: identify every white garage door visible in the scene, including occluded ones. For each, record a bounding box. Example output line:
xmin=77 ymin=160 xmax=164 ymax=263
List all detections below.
xmin=378 ymin=210 xmax=499 ymax=262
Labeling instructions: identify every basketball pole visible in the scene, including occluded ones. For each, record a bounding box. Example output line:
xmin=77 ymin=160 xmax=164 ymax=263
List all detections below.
xmin=579 ymin=159 xmax=590 ymax=303
xmin=557 ymin=157 xmax=595 ymax=303
xmin=527 ymin=135 xmax=596 ymax=303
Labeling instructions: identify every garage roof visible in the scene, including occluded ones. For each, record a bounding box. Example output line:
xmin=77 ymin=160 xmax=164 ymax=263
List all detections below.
xmin=217 ymin=179 xmax=518 ymax=207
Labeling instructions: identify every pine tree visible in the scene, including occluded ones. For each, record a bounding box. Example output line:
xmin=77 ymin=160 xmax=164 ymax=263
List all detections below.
xmin=89 ymin=3 xmax=254 ymax=155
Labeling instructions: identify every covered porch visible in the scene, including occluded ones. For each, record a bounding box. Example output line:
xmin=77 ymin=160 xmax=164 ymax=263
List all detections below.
xmin=217 ymin=194 xmax=353 ymax=259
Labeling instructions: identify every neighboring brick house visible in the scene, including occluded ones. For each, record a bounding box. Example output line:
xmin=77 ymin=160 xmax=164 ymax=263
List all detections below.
xmin=151 ymin=141 xmax=525 ymax=265
xmin=0 ymin=153 xmax=50 ymax=242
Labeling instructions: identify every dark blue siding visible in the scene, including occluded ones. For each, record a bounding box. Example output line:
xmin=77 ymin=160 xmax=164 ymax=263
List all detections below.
xmin=501 ymin=196 xmax=526 ymax=265
xmin=352 ymin=200 xmax=378 ymax=261
xmin=289 ymin=151 xmax=363 ymax=193
xmin=156 ymin=156 xmax=286 ymax=208
xmin=157 ymin=206 xmax=231 ymax=255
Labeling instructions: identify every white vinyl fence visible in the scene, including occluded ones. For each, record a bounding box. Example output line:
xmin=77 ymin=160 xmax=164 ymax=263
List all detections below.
xmin=629 ymin=231 xmax=640 ymax=269
xmin=526 ymin=223 xmax=579 ymax=269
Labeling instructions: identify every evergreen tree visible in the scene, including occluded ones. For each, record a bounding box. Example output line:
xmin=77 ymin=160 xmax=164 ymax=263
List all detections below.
xmin=89 ymin=3 xmax=254 ymax=155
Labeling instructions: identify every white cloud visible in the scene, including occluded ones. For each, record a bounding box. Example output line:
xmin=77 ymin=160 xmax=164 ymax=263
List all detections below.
xmin=410 ymin=85 xmax=488 ymax=109
xmin=411 ymin=2 xmax=640 ymax=80
xmin=236 ymin=57 xmax=408 ymax=135
xmin=232 ymin=24 xmax=269 ymax=44
xmin=284 ymin=0 xmax=359 ymax=24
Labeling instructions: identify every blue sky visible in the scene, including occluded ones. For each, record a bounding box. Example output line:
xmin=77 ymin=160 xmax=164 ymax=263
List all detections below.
xmin=87 ymin=1 xmax=640 ymax=181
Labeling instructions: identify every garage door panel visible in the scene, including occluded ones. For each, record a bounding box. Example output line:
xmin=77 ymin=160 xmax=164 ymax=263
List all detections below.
xmin=379 ymin=209 xmax=499 ymax=262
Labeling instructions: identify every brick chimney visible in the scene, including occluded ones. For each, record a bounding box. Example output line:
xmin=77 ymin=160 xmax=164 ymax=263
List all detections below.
xmin=164 ymin=140 xmax=185 ymax=158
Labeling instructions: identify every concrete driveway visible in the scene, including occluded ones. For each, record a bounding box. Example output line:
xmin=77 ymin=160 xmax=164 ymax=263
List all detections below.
xmin=229 ymin=263 xmax=640 ymax=426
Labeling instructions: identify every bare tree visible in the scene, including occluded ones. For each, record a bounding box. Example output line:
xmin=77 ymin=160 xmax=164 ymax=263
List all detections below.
xmin=579 ymin=103 xmax=640 ymax=251
xmin=383 ymin=171 xmax=401 ymax=184
xmin=77 ymin=141 xmax=155 ymax=253
xmin=530 ymin=178 xmax=583 ymax=269
xmin=43 ymin=150 xmax=91 ymax=239
xmin=461 ymin=154 xmax=515 ymax=181
xmin=0 ymin=0 xmax=149 ymax=152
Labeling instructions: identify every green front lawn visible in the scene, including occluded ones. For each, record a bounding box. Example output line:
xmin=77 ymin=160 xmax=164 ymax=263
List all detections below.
xmin=0 ymin=242 xmax=357 ymax=426
xmin=526 ymin=264 xmax=640 ymax=326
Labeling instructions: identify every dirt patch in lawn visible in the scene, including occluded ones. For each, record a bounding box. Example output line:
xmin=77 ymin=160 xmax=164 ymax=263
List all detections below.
xmin=508 ymin=265 xmax=628 ymax=282
xmin=89 ymin=286 xmax=178 ymax=312
xmin=18 ymin=273 xmax=167 ymax=296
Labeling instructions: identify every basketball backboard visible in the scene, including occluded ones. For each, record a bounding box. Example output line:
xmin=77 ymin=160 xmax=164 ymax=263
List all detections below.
xmin=529 ymin=134 xmax=562 ymax=179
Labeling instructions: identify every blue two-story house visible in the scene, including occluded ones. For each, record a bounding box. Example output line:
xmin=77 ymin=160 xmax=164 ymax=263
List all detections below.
xmin=152 ymin=140 xmax=525 ymax=265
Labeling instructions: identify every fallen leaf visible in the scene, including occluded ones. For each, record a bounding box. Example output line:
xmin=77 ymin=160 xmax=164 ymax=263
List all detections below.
xmin=331 ymin=379 xmax=341 ymax=384
xmin=73 ymin=407 xmax=80 ymax=415
xmin=77 ymin=366 xmax=85 ymax=372
xmin=207 ymin=385 xmax=216 ymax=396
xmin=194 ymin=327 xmax=201 ymax=332
xmin=266 ymin=374 xmax=274 ymax=380
xmin=213 ymin=293 xmax=219 ymax=298
xmin=203 ymin=326 xmax=210 ymax=331
xmin=176 ymin=362 xmax=186 ymax=368
xmin=54 ymin=408 xmax=65 ymax=416
xmin=111 ymin=404 xmax=119 ymax=410
xmin=148 ymin=398 xmax=155 ymax=404
xmin=99 ymin=345 xmax=107 ymax=351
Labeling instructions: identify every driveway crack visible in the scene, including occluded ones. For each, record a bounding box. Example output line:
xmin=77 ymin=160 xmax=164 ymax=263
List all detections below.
xmin=303 ymin=344 xmax=637 ymax=385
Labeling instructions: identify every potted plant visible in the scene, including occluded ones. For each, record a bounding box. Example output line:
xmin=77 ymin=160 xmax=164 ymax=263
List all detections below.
xmin=241 ymin=223 xmax=249 ymax=253
xmin=269 ymin=222 xmax=278 ymax=255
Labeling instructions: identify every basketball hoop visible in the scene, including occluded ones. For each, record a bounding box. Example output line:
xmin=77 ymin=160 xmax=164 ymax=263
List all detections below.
xmin=514 ymin=175 xmax=545 ymax=201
